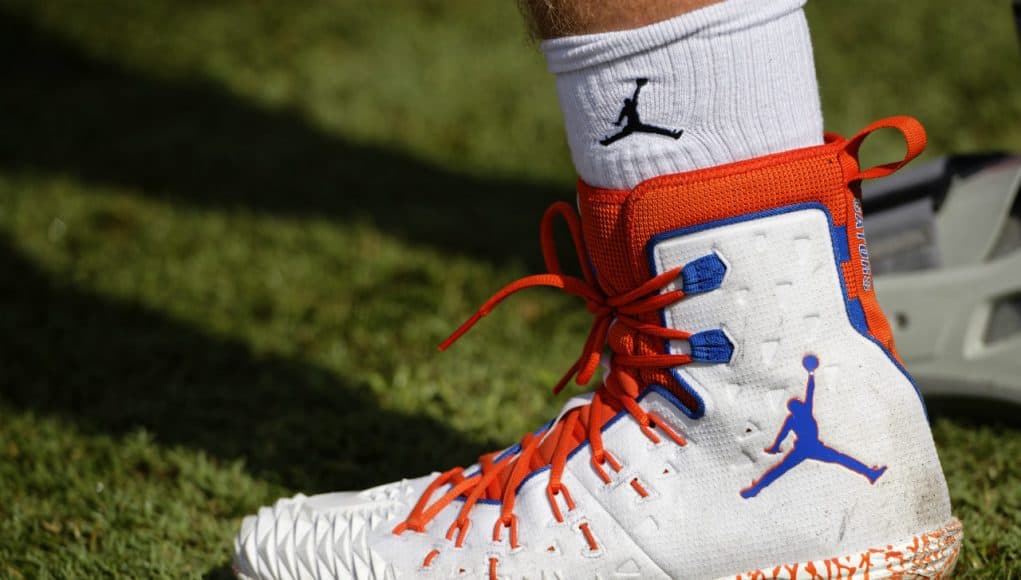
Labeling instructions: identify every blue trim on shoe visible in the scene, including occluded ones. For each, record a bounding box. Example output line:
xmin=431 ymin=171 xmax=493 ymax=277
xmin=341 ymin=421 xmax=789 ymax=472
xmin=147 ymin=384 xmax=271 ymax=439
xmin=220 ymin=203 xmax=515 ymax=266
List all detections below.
xmin=831 ymin=224 xmax=851 ymax=263
xmin=681 ymin=253 xmax=727 ymax=295
xmin=689 ymin=329 xmax=734 ymax=363
xmin=847 ymin=297 xmax=869 ymax=335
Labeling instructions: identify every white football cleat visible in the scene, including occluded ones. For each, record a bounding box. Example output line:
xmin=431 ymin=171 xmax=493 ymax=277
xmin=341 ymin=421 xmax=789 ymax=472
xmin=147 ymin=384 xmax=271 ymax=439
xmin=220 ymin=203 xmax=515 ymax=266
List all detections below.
xmin=234 ymin=117 xmax=960 ymax=579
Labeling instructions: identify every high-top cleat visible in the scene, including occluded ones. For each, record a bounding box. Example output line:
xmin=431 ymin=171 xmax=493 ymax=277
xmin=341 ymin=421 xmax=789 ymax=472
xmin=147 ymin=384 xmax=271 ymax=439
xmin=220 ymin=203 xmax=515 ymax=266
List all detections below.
xmin=234 ymin=117 xmax=961 ymax=580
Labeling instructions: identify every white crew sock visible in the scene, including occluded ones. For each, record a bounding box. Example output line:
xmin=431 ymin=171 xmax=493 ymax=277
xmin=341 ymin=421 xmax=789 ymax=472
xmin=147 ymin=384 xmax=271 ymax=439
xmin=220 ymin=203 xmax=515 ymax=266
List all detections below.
xmin=542 ymin=0 xmax=824 ymax=190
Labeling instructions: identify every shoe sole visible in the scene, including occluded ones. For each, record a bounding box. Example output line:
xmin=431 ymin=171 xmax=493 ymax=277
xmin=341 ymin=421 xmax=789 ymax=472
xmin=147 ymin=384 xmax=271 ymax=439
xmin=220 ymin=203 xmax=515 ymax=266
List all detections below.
xmin=725 ymin=518 xmax=963 ymax=580
xmin=234 ymin=518 xmax=962 ymax=579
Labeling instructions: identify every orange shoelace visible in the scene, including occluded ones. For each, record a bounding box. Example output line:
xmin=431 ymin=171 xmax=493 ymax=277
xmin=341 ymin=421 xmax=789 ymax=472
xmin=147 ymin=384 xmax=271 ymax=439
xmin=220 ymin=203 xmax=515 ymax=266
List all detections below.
xmin=393 ymin=201 xmax=692 ymax=548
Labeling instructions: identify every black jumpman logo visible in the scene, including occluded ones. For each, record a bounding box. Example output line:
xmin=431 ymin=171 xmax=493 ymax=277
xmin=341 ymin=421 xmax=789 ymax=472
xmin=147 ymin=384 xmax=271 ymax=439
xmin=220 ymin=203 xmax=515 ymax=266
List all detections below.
xmin=599 ymin=78 xmax=684 ymax=146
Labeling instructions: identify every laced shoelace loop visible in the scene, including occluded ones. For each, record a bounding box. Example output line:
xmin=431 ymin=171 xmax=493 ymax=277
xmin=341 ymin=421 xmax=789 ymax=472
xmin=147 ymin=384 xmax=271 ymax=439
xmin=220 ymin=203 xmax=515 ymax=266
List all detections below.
xmin=492 ymin=514 xmax=519 ymax=548
xmin=394 ymin=200 xmax=693 ymax=544
xmin=545 ymin=482 xmax=576 ymax=523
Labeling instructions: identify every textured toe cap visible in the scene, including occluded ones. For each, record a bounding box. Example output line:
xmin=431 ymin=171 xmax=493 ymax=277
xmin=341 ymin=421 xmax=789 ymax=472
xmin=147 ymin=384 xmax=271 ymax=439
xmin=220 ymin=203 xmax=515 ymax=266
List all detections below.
xmin=233 ymin=478 xmax=427 ymax=579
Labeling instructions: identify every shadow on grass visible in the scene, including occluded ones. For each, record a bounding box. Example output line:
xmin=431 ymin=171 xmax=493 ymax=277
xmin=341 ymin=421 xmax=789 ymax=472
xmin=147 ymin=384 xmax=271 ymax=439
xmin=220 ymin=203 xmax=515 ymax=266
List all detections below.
xmin=0 ymin=235 xmax=493 ymax=493
xmin=0 ymin=5 xmax=549 ymax=498
xmin=0 ymin=8 xmax=571 ymax=267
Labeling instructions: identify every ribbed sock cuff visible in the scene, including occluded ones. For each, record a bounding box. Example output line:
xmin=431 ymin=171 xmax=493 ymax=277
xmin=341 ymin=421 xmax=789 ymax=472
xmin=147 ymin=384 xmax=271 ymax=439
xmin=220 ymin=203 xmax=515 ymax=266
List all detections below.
xmin=543 ymin=0 xmax=824 ymax=190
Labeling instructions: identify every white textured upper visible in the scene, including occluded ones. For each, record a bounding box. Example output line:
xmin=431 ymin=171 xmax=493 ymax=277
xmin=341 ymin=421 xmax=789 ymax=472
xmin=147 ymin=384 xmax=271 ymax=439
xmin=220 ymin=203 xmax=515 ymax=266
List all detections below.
xmin=235 ymin=207 xmax=952 ymax=579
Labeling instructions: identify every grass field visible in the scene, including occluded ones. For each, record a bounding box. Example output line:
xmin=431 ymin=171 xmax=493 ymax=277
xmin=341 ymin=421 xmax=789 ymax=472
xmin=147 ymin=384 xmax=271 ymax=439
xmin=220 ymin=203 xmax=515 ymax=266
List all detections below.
xmin=1 ymin=1 xmax=1020 ymax=577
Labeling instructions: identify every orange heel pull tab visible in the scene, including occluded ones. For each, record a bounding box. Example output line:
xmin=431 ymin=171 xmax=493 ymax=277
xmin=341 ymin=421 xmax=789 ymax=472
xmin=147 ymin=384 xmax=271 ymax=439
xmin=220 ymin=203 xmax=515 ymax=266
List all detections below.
xmin=842 ymin=116 xmax=927 ymax=183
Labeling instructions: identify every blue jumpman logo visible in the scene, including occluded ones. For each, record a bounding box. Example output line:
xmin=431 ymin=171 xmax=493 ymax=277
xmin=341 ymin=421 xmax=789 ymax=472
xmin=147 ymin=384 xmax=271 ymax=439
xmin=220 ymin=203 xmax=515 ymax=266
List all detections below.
xmin=740 ymin=355 xmax=887 ymax=499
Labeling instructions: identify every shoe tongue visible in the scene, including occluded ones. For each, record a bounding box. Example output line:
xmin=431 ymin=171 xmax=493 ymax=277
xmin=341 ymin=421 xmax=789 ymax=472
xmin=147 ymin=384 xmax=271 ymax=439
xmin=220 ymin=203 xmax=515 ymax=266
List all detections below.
xmin=575 ymin=183 xmax=699 ymax=409
xmin=576 ymin=187 xmax=646 ymax=296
